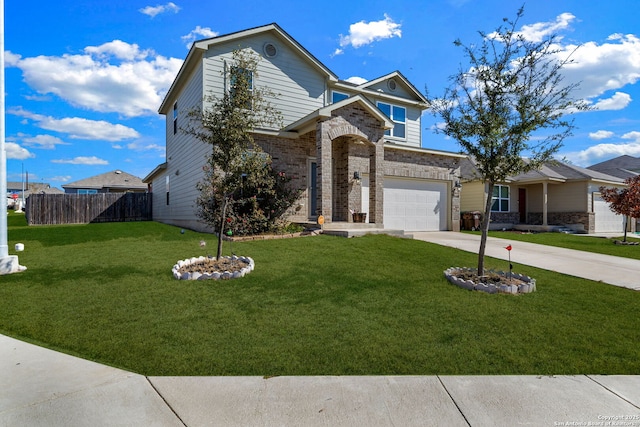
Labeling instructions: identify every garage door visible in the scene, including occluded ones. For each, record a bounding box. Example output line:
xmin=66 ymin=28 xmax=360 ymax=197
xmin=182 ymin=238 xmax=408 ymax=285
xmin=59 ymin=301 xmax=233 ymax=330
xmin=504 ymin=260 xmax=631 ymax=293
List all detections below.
xmin=362 ymin=176 xmax=448 ymax=231
xmin=593 ymin=194 xmax=625 ymax=233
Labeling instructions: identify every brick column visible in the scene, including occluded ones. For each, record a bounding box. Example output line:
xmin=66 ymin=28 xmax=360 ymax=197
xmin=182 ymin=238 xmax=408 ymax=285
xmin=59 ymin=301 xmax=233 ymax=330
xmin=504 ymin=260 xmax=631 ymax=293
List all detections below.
xmin=368 ymin=134 xmax=384 ymax=226
xmin=316 ymin=121 xmax=332 ymax=222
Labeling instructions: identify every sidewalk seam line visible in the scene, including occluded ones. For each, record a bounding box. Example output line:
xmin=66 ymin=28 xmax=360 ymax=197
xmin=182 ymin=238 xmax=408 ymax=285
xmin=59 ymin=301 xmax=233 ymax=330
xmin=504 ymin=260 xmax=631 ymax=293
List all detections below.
xmin=436 ymin=376 xmax=472 ymax=427
xmin=586 ymin=375 xmax=640 ymax=410
xmin=146 ymin=377 xmax=188 ymax=427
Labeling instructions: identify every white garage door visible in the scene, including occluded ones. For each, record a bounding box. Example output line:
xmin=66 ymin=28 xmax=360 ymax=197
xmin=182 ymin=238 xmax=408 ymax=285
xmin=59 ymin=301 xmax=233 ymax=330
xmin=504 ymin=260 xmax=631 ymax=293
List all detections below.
xmin=593 ymin=194 xmax=625 ymax=233
xmin=362 ymin=176 xmax=448 ymax=231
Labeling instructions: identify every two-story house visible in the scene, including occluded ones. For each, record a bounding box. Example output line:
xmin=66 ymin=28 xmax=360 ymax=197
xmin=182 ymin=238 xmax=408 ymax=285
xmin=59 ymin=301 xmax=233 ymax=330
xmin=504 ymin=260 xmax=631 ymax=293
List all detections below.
xmin=144 ymin=23 xmax=465 ymax=233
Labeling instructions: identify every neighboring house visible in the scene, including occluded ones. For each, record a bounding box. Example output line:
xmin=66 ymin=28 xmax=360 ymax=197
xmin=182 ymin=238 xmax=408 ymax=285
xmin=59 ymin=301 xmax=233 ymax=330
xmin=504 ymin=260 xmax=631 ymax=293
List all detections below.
xmin=63 ymin=170 xmax=147 ymax=194
xmin=460 ymin=158 xmax=631 ymax=234
xmin=587 ymin=155 xmax=640 ymax=180
xmin=7 ymin=182 xmax=62 ymax=207
xmin=144 ymin=23 xmax=465 ymax=233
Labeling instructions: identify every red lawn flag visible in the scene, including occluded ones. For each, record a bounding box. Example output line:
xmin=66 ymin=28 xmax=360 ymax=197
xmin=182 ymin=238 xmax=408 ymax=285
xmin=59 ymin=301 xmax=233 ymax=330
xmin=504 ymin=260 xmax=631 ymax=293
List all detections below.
xmin=505 ymin=245 xmax=512 ymax=251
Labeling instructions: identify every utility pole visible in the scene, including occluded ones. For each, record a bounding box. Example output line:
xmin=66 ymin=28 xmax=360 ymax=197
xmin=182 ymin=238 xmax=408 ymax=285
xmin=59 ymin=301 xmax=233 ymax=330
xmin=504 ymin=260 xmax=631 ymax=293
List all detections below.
xmin=0 ymin=0 xmax=25 ymax=274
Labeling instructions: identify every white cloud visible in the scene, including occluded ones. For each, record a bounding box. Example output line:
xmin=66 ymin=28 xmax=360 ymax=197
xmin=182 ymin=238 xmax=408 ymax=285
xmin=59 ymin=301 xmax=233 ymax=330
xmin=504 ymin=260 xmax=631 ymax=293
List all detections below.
xmin=516 ymin=12 xmax=576 ymax=43
xmin=139 ymin=2 xmax=180 ymax=18
xmin=182 ymin=26 xmax=218 ymax=49
xmin=590 ymin=91 xmax=632 ymax=111
xmin=84 ymin=40 xmax=152 ymax=61
xmin=345 ymin=76 xmax=368 ymax=85
xmin=9 ymin=108 xmax=140 ymax=141
xmin=556 ymin=34 xmax=640 ymax=104
xmin=338 ymin=14 xmax=401 ymax=50
xmin=6 ymin=42 xmax=183 ymax=117
xmin=49 ymin=176 xmax=72 ymax=182
xmin=589 ymin=130 xmax=615 ymax=140
xmin=52 ymin=156 xmax=109 ymax=165
xmin=563 ymin=131 xmax=640 ymax=165
xmin=5 ymin=142 xmax=35 ymax=160
xmin=622 ymin=131 xmax=640 ymax=141
xmin=21 ymin=134 xmax=70 ymax=149
xmin=127 ymin=141 xmax=165 ymax=152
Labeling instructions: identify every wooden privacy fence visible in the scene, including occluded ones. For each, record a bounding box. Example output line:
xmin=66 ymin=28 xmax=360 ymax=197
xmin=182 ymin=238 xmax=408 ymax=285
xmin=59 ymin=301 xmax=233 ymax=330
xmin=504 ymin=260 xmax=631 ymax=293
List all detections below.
xmin=26 ymin=193 xmax=152 ymax=225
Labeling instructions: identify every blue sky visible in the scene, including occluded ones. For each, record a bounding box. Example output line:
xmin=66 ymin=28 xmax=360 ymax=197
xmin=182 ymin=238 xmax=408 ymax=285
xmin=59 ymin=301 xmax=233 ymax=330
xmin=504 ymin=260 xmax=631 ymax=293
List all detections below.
xmin=5 ymin=0 xmax=640 ymax=188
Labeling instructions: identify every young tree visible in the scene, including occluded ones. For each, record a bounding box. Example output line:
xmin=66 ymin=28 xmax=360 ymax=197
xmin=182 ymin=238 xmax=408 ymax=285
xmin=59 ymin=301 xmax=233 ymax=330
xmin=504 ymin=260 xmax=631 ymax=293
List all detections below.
xmin=427 ymin=7 xmax=590 ymax=275
xmin=186 ymin=48 xmax=297 ymax=258
xmin=599 ymin=175 xmax=640 ymax=242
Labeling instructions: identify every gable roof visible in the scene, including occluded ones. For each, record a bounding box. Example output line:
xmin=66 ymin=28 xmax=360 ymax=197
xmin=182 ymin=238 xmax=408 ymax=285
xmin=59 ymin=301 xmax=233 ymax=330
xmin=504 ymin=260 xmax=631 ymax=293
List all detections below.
xmin=159 ymin=23 xmax=338 ymax=114
xmin=587 ymin=155 xmax=640 ymax=179
xmin=283 ymin=94 xmax=393 ymax=135
xmin=512 ymin=161 xmax=625 ymax=185
xmin=460 ymin=157 xmax=625 ymax=185
xmin=357 ymin=71 xmax=428 ymax=104
xmin=63 ymin=170 xmax=146 ymax=191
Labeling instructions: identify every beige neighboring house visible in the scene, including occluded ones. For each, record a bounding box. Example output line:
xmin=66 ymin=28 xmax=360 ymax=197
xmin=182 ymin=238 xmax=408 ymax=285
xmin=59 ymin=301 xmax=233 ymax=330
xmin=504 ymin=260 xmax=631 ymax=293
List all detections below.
xmin=144 ymin=23 xmax=466 ymax=233
xmin=63 ymin=170 xmax=147 ymax=194
xmin=460 ymin=158 xmax=631 ymax=234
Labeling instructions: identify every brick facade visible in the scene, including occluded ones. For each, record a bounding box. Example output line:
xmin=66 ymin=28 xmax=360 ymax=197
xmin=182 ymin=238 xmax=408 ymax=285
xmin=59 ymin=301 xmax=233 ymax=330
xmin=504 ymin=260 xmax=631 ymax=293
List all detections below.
xmin=256 ymin=103 xmax=461 ymax=230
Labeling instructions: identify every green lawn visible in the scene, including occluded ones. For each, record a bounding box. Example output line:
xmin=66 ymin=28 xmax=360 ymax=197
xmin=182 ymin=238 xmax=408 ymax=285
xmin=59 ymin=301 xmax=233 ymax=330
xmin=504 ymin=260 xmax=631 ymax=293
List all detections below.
xmin=1 ymin=212 xmax=639 ymax=376
xmin=483 ymin=230 xmax=640 ymax=260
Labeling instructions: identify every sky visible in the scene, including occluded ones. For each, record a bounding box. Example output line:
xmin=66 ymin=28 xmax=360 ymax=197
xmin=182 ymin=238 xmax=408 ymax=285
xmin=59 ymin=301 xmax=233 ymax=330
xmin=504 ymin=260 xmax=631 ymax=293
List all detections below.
xmin=5 ymin=0 xmax=640 ymax=189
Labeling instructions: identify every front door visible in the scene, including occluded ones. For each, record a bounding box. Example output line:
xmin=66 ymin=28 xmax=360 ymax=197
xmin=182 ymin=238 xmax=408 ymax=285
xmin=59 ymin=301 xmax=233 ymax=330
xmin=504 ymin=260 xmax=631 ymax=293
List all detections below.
xmin=518 ymin=188 xmax=526 ymax=223
xmin=309 ymin=161 xmax=317 ymax=217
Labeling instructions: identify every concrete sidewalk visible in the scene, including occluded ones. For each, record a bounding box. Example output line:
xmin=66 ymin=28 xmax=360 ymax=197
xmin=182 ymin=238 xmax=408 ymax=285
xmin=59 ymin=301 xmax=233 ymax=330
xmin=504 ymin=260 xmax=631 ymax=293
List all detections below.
xmin=413 ymin=231 xmax=640 ymax=291
xmin=2 ymin=335 xmax=639 ymax=426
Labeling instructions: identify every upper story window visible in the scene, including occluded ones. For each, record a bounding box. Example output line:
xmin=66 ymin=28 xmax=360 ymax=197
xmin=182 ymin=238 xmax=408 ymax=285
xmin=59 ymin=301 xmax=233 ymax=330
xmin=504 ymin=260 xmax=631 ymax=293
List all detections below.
xmin=173 ymin=102 xmax=178 ymax=135
xmin=491 ymin=185 xmax=510 ymax=212
xmin=230 ymin=66 xmax=253 ymax=109
xmin=332 ymin=91 xmax=349 ymax=103
xmin=377 ymin=102 xmax=406 ymax=139
xmin=165 ymin=176 xmax=170 ymax=205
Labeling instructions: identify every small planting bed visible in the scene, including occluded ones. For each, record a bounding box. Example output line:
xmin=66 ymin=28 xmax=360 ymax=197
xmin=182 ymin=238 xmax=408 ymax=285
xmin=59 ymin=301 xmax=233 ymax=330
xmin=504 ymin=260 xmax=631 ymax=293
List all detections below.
xmin=444 ymin=267 xmax=536 ymax=294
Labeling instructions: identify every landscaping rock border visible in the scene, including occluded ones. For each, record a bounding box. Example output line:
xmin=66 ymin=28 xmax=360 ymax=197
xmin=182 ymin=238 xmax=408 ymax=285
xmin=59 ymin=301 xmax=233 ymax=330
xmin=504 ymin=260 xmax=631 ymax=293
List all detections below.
xmin=444 ymin=267 xmax=536 ymax=294
xmin=172 ymin=255 xmax=255 ymax=280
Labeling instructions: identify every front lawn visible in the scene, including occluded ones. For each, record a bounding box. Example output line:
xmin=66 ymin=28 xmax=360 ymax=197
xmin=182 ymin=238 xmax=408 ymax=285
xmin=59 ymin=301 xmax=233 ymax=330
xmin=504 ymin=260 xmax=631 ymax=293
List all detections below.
xmin=1 ymin=213 xmax=638 ymax=376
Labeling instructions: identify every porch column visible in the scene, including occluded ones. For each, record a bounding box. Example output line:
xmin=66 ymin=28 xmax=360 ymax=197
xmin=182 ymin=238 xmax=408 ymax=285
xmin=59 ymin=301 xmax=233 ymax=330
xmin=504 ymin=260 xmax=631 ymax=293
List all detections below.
xmin=368 ymin=135 xmax=384 ymax=226
xmin=542 ymin=181 xmax=548 ymax=226
xmin=316 ymin=121 xmax=332 ymax=222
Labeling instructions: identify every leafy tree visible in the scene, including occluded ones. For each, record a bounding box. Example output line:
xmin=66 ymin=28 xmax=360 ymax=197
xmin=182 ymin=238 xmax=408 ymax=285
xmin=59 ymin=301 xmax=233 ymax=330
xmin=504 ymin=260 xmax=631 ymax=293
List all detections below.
xmin=427 ymin=6 xmax=590 ymax=275
xmin=599 ymin=175 xmax=640 ymax=242
xmin=186 ymin=49 xmax=299 ymax=258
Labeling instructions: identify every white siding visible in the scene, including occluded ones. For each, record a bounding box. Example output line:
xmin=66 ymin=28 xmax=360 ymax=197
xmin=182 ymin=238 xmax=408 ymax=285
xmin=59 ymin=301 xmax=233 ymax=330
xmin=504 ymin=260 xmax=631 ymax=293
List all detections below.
xmin=154 ymin=63 xmax=211 ymax=229
xmin=366 ymin=80 xmax=415 ymax=99
xmin=202 ymin=36 xmax=327 ymax=128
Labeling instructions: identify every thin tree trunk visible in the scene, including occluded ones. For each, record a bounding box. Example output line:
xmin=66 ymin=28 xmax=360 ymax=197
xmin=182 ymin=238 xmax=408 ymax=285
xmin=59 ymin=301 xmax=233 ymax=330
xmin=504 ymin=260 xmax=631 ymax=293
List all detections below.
xmin=217 ymin=196 xmax=229 ymax=260
xmin=623 ymin=215 xmax=628 ymax=242
xmin=478 ymin=181 xmax=495 ymax=276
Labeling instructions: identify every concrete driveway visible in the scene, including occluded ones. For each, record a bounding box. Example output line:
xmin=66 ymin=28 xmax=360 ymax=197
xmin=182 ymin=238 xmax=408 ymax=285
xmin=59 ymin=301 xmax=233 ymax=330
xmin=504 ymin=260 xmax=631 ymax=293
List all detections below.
xmin=412 ymin=231 xmax=640 ymax=291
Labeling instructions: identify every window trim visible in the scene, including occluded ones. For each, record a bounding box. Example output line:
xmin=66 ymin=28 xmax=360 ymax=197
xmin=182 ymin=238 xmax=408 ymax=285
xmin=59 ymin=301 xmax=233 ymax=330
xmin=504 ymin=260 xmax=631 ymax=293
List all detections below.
xmin=331 ymin=91 xmax=349 ymax=103
xmin=230 ymin=66 xmax=253 ymax=110
xmin=173 ymin=102 xmax=178 ymax=135
xmin=491 ymin=184 xmax=510 ymax=212
xmin=376 ymin=101 xmax=406 ymax=139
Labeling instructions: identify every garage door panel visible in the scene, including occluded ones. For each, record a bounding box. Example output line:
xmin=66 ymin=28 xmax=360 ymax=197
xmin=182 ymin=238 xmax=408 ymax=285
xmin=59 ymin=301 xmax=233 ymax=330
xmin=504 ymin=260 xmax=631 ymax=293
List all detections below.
xmin=594 ymin=196 xmax=624 ymax=233
xmin=361 ymin=177 xmax=449 ymax=231
xmin=384 ymin=178 xmax=448 ymax=231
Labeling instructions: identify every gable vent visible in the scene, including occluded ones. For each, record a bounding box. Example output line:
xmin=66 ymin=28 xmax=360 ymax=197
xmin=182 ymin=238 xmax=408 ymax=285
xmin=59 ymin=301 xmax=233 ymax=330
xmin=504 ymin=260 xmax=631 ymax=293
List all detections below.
xmin=263 ymin=42 xmax=278 ymax=58
xmin=387 ymin=79 xmax=397 ymax=91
